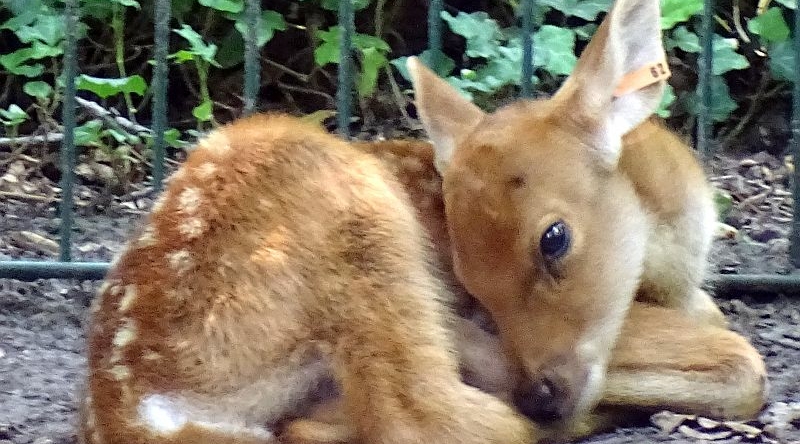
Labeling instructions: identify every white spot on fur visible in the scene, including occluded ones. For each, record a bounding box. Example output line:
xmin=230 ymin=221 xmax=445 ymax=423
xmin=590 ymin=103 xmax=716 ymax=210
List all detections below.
xmin=85 ymin=408 xmax=96 ymax=429
xmin=139 ymin=395 xmax=187 ymax=434
xmin=112 ymin=319 xmax=138 ymax=348
xmin=109 ymin=248 xmax=127 ymax=270
xmin=138 ymin=394 xmax=274 ymax=439
xmin=197 ymin=131 xmax=232 ymax=154
xmin=137 ymin=226 xmax=157 ymax=248
xmin=168 ymin=250 xmax=194 ymax=274
xmin=178 ymin=187 xmax=202 ymax=215
xmin=97 ymin=281 xmax=111 ymax=296
xmin=117 ymin=285 xmax=137 ymax=312
xmin=109 ymin=349 xmax=122 ymax=365
xmin=151 ymin=195 xmax=168 ymax=213
xmin=179 ymin=217 xmax=206 ymax=239
xmin=400 ymin=156 xmax=425 ymax=173
xmin=143 ymin=350 xmax=162 ymax=361
xmin=196 ymin=162 xmax=217 ymax=179
xmin=194 ymin=421 xmax=273 ymax=440
xmin=109 ymin=365 xmax=131 ymax=381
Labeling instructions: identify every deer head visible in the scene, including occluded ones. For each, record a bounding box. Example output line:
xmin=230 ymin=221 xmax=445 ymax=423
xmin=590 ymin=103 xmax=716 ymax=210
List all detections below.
xmin=409 ymin=0 xmax=667 ymax=422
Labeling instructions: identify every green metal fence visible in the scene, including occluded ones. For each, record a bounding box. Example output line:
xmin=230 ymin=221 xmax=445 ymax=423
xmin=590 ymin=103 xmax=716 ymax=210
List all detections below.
xmin=1 ymin=0 xmax=800 ymax=295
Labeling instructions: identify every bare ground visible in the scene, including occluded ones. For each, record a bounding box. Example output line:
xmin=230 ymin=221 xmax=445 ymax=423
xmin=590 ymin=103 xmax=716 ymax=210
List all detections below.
xmin=1 ymin=148 xmax=799 ymax=444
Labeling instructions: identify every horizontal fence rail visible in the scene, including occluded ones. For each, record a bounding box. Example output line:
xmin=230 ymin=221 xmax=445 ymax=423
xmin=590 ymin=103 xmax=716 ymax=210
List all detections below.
xmin=2 ymin=0 xmax=800 ymax=297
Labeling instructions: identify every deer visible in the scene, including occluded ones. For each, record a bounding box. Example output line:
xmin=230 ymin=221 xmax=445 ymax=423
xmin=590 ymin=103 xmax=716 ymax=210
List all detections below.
xmin=78 ymin=0 xmax=767 ymax=443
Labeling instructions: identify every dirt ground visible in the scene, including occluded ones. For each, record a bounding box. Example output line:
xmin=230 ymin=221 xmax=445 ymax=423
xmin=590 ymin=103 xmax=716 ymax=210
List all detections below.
xmin=1 ymin=147 xmax=799 ymax=444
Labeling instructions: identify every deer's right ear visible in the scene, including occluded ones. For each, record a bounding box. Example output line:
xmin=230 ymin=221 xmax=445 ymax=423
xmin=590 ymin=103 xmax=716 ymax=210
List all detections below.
xmin=408 ymin=57 xmax=485 ymax=174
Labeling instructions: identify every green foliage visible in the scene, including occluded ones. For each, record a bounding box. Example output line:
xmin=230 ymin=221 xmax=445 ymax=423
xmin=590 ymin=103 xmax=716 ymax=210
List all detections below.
xmin=393 ymin=0 xmax=795 ymax=123
xmin=75 ymin=75 xmax=147 ymax=99
xmin=314 ymin=25 xmax=391 ymax=98
xmin=0 ymin=0 xmax=798 ymax=186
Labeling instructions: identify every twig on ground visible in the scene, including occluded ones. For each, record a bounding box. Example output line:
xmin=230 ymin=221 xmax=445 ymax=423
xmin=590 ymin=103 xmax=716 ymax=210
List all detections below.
xmin=0 ymin=191 xmax=56 ymax=203
xmin=75 ymin=97 xmax=151 ymax=135
xmin=0 ymin=133 xmax=64 ymax=147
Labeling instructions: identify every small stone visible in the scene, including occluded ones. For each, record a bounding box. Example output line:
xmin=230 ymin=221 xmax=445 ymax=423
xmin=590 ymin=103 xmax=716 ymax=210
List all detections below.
xmin=651 ymin=411 xmax=693 ymax=435
xmin=32 ymin=438 xmax=54 ymax=444
xmin=696 ymin=417 xmax=720 ymax=429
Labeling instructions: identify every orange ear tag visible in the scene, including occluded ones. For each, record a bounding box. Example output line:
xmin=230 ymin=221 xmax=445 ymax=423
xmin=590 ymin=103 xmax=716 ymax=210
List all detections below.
xmin=613 ymin=58 xmax=671 ymax=97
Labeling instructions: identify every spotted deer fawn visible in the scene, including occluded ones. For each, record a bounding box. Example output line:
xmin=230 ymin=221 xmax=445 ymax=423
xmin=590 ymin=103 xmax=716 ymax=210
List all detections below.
xmin=79 ymin=0 xmax=767 ymax=443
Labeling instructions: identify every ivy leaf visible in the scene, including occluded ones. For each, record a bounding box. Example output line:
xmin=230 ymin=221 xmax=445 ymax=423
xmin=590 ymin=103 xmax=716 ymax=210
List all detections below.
xmin=0 ymin=104 xmax=28 ymax=126
xmin=748 ymin=7 xmax=790 ymax=43
xmin=357 ymin=47 xmax=388 ymax=97
xmin=316 ymin=0 xmax=371 ymax=11
xmin=198 ymin=0 xmax=243 ymax=13
xmin=0 ymin=3 xmax=39 ymax=30
xmin=173 ymin=24 xmax=220 ymax=66
xmin=441 ymin=11 xmax=502 ymax=58
xmin=75 ymin=75 xmax=147 ymax=99
xmin=314 ymin=26 xmax=390 ymax=67
xmin=661 ymin=0 xmax=703 ymax=29
xmin=712 ymin=35 xmax=749 ymax=75
xmin=774 ymin=0 xmax=796 ymax=9
xmin=537 ymin=0 xmax=612 ymax=21
xmin=391 ymin=50 xmax=455 ymax=81
xmin=768 ymin=41 xmax=796 ymax=81
xmin=163 ymin=128 xmax=187 ymax=149
xmin=15 ymin=14 xmax=65 ymax=46
xmin=75 ymin=120 xmax=104 ymax=147
xmin=233 ymin=9 xmax=287 ymax=47
xmin=23 ymin=80 xmax=52 ymax=99
xmin=111 ymin=0 xmax=141 ymax=9
xmin=688 ymin=76 xmax=738 ymax=122
xmin=0 ymin=41 xmax=60 ymax=77
xmin=533 ymin=25 xmax=577 ymax=76
xmin=192 ymin=100 xmax=214 ymax=122
xmin=473 ymin=48 xmax=523 ymax=90
xmin=666 ymin=26 xmax=700 ymax=52
xmin=655 ymin=84 xmax=676 ymax=118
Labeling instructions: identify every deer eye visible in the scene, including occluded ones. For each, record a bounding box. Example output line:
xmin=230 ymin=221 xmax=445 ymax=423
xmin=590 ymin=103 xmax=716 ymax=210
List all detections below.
xmin=540 ymin=220 xmax=570 ymax=260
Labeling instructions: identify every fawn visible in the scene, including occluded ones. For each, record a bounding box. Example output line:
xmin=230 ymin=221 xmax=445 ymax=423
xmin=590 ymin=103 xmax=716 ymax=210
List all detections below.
xmin=79 ymin=0 xmax=767 ymax=443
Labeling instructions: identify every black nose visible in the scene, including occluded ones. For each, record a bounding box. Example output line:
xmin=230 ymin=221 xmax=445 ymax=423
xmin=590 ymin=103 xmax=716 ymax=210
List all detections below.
xmin=513 ymin=376 xmax=566 ymax=422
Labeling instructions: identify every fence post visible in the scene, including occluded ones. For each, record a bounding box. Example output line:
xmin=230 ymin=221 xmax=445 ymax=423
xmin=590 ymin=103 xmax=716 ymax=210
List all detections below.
xmin=336 ymin=0 xmax=355 ymax=136
xmin=520 ymin=0 xmax=535 ymax=98
xmin=151 ymin=0 xmax=171 ymax=192
xmin=790 ymin=5 xmax=800 ymax=266
xmin=697 ymin=0 xmax=714 ymax=158
xmin=243 ymin=0 xmax=261 ymax=115
xmin=58 ymin=0 xmax=79 ymax=262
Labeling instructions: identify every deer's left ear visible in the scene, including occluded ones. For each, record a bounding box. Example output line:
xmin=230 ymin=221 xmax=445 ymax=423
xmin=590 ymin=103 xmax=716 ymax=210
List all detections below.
xmin=552 ymin=0 xmax=668 ymax=167
xmin=408 ymin=57 xmax=486 ymax=175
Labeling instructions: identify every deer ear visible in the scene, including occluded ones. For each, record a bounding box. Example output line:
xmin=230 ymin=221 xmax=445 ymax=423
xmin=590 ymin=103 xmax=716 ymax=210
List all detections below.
xmin=552 ymin=0 xmax=667 ymax=167
xmin=407 ymin=57 xmax=485 ymax=174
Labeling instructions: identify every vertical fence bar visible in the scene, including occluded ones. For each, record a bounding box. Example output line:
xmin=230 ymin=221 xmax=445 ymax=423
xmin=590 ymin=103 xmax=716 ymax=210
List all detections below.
xmin=151 ymin=0 xmax=171 ymax=192
xmin=58 ymin=0 xmax=79 ymax=262
xmin=697 ymin=0 xmax=714 ymax=158
xmin=428 ymin=0 xmax=444 ymax=55
xmin=243 ymin=0 xmax=261 ymax=115
xmin=336 ymin=0 xmax=355 ymax=136
xmin=520 ymin=0 xmax=535 ymax=98
xmin=790 ymin=5 xmax=800 ymax=266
